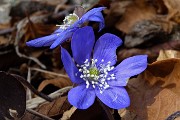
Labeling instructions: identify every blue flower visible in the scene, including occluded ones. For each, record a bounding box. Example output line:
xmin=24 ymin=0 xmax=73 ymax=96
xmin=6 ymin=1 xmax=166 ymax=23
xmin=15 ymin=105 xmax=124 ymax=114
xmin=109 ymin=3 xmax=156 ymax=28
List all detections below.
xmin=26 ymin=7 xmax=105 ymax=49
xmin=61 ymin=26 xmax=148 ymax=109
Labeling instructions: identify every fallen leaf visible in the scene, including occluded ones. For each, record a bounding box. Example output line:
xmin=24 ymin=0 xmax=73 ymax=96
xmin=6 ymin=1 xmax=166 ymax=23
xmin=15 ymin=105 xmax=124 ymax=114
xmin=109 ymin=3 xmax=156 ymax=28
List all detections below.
xmin=61 ymin=107 xmax=76 ymax=120
xmin=124 ymin=20 xmax=166 ymax=48
xmin=37 ymin=96 xmax=71 ymax=117
xmin=20 ymin=110 xmax=41 ymax=120
xmin=118 ymin=109 xmax=136 ymax=120
xmin=22 ymin=16 xmax=57 ymax=44
xmin=0 ymin=23 xmax=11 ymax=30
xmin=147 ymin=89 xmax=180 ymax=120
xmin=9 ymin=1 xmax=55 ymax=19
xmin=0 ymin=71 xmax=26 ymax=119
xmin=16 ymin=11 xmax=57 ymax=49
xmin=0 ymin=36 xmax=10 ymax=46
xmin=157 ymin=50 xmax=180 ymax=60
xmin=115 ymin=0 xmax=156 ymax=33
xmin=117 ymin=40 xmax=180 ymax=63
xmin=162 ymin=0 xmax=180 ymax=23
xmin=126 ymin=58 xmax=180 ymax=120
xmin=117 ymin=48 xmax=157 ymax=63
xmin=105 ymin=0 xmax=132 ymax=27
xmin=38 ymin=77 xmax=72 ymax=92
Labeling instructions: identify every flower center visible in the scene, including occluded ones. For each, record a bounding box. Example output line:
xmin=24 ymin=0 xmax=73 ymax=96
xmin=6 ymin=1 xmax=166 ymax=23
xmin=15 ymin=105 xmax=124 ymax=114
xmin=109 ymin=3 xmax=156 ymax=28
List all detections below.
xmin=89 ymin=67 xmax=99 ymax=77
xmin=63 ymin=13 xmax=79 ymax=25
xmin=77 ymin=59 xmax=116 ymax=94
xmin=57 ymin=13 xmax=79 ymax=30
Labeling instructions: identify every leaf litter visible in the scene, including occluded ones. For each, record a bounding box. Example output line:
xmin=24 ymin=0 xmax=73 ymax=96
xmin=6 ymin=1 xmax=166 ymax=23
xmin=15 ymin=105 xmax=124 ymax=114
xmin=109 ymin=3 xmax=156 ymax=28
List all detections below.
xmin=0 ymin=0 xmax=180 ymax=119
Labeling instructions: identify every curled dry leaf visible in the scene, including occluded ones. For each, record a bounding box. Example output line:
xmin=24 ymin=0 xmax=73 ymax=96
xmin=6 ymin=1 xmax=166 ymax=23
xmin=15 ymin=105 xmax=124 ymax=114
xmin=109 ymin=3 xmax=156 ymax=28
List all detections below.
xmin=37 ymin=96 xmax=71 ymax=117
xmin=0 ymin=71 xmax=26 ymax=120
xmin=16 ymin=11 xmax=57 ymax=49
xmin=61 ymin=106 xmax=76 ymax=120
xmin=124 ymin=20 xmax=166 ymax=48
xmin=105 ymin=0 xmax=132 ymax=27
xmin=118 ymin=109 xmax=136 ymax=120
xmin=117 ymin=48 xmax=157 ymax=63
xmin=21 ymin=12 xmax=57 ymax=46
xmin=117 ymin=40 xmax=180 ymax=63
xmin=157 ymin=50 xmax=180 ymax=61
xmin=0 ymin=36 xmax=10 ymax=46
xmin=106 ymin=0 xmax=180 ymax=34
xmin=9 ymin=1 xmax=55 ymax=19
xmin=163 ymin=0 xmax=180 ymax=23
xmin=38 ymin=77 xmax=72 ymax=92
xmin=115 ymin=0 xmax=156 ymax=33
xmin=22 ymin=96 xmax=71 ymax=119
xmin=126 ymin=58 xmax=180 ymax=120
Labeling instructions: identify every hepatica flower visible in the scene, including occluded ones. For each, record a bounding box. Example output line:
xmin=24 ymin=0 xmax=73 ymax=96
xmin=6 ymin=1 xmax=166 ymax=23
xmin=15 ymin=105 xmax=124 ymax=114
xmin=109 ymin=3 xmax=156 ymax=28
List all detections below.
xmin=26 ymin=7 xmax=105 ymax=49
xmin=61 ymin=26 xmax=147 ymax=109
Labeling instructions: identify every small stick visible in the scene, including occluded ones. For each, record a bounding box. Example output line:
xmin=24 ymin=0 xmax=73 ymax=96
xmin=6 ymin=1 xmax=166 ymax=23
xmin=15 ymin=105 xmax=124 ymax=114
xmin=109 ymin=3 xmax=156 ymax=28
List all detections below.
xmin=30 ymin=67 xmax=69 ymax=78
xmin=26 ymin=68 xmax=32 ymax=100
xmin=26 ymin=108 xmax=54 ymax=120
xmin=14 ymin=28 xmax=46 ymax=69
xmin=27 ymin=86 xmax=72 ymax=109
xmin=15 ymin=46 xmax=46 ymax=69
xmin=0 ymin=27 xmax=15 ymax=35
xmin=12 ymin=74 xmax=53 ymax=102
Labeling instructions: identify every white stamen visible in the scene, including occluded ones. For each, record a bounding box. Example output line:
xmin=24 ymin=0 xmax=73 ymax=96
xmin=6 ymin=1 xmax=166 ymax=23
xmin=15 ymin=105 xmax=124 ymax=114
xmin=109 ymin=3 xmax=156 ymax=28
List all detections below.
xmin=80 ymin=75 xmax=83 ymax=78
xmin=90 ymin=74 xmax=95 ymax=77
xmin=86 ymin=81 xmax=89 ymax=88
xmin=84 ymin=59 xmax=88 ymax=63
xmin=78 ymin=59 xmax=116 ymax=93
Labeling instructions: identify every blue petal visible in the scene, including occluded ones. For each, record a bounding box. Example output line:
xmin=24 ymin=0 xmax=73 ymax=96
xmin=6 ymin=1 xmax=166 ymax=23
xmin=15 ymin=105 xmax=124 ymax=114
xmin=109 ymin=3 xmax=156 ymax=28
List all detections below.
xmin=50 ymin=28 xmax=77 ymax=49
xmin=80 ymin=7 xmax=106 ymax=31
xmin=95 ymin=86 xmax=130 ymax=109
xmin=54 ymin=28 xmax=64 ymax=33
xmin=68 ymin=84 xmax=96 ymax=109
xmin=107 ymin=75 xmax=128 ymax=87
xmin=87 ymin=12 xmax=104 ymax=31
xmin=93 ymin=33 xmax=122 ymax=66
xmin=110 ymin=55 xmax=147 ymax=86
xmin=61 ymin=47 xmax=84 ymax=84
xmin=71 ymin=26 xmax=95 ymax=65
xmin=26 ymin=34 xmax=58 ymax=47
xmin=26 ymin=27 xmax=64 ymax=47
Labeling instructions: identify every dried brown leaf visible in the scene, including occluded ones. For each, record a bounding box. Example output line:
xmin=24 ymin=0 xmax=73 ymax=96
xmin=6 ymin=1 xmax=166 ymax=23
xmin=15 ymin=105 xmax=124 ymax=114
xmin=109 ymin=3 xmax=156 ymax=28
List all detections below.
xmin=115 ymin=0 xmax=156 ymax=33
xmin=61 ymin=107 xmax=77 ymax=120
xmin=147 ymin=89 xmax=180 ymax=120
xmin=117 ymin=40 xmax=180 ymax=63
xmin=105 ymin=0 xmax=132 ymax=27
xmin=0 ymin=36 xmax=10 ymax=46
xmin=0 ymin=72 xmax=26 ymax=120
xmin=118 ymin=109 xmax=136 ymax=120
xmin=157 ymin=50 xmax=180 ymax=60
xmin=38 ymin=77 xmax=72 ymax=92
xmin=16 ymin=11 xmax=56 ymax=48
xmin=0 ymin=23 xmax=10 ymax=30
xmin=37 ymin=96 xmax=71 ymax=117
xmin=126 ymin=58 xmax=180 ymax=120
xmin=163 ymin=0 xmax=180 ymax=23
xmin=23 ymin=22 xmax=56 ymax=43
